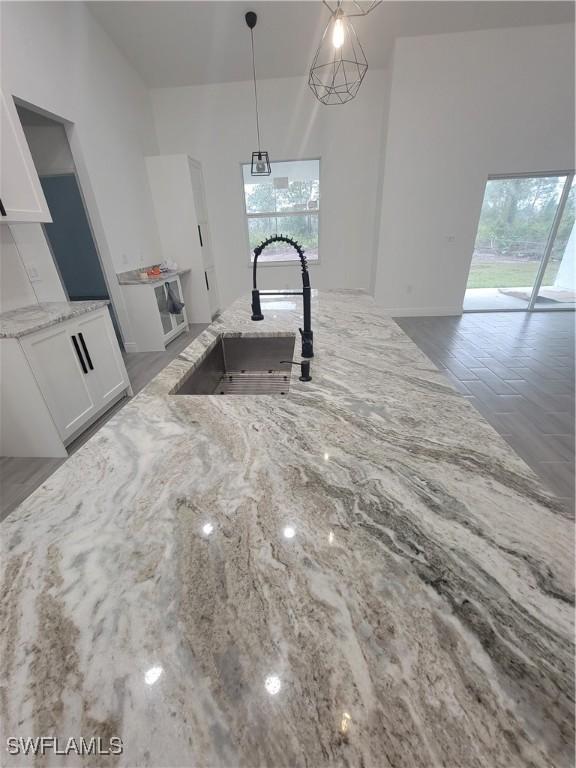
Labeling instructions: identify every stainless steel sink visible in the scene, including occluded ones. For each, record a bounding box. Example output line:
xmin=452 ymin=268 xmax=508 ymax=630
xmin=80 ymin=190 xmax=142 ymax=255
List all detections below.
xmin=173 ymin=334 xmax=296 ymax=395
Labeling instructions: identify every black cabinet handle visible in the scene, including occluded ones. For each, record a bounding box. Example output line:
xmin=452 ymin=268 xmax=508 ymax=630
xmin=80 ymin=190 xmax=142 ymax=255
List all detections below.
xmin=198 ymin=225 xmax=203 ymax=247
xmin=78 ymin=333 xmax=94 ymax=370
xmin=71 ymin=335 xmax=88 ymax=374
xmin=205 ymin=271 xmax=209 ymax=291
xmin=0 ymin=198 xmax=6 ymax=217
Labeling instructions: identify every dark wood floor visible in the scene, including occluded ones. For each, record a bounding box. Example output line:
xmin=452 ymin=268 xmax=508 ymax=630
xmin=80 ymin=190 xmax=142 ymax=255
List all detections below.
xmin=396 ymin=311 xmax=575 ymax=513
xmin=0 ymin=324 xmax=207 ymax=520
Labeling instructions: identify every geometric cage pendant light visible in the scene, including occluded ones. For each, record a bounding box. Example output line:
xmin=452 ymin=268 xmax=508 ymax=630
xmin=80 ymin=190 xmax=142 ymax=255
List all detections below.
xmin=309 ymin=0 xmax=381 ymax=106
xmin=245 ymin=11 xmax=271 ymax=175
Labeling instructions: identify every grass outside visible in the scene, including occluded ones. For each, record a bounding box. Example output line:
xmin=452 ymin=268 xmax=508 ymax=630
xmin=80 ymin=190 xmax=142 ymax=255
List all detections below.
xmin=467 ymin=258 xmax=560 ymax=289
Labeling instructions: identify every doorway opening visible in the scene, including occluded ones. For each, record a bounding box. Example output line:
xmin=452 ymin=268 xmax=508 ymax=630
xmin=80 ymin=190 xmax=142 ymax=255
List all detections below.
xmin=15 ymin=105 xmax=123 ymax=343
xmin=464 ymin=172 xmax=575 ymax=312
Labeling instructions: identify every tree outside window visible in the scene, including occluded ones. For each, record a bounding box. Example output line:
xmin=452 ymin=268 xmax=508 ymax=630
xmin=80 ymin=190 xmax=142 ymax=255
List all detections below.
xmin=242 ymin=159 xmax=320 ymax=263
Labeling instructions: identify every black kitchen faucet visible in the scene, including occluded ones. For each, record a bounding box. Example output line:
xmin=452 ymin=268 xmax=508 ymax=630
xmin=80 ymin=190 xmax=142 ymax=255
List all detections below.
xmin=250 ymin=234 xmax=314 ymax=359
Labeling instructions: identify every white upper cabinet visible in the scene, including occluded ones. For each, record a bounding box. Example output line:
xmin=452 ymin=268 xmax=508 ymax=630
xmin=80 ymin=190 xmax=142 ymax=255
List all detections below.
xmin=0 ymin=90 xmax=52 ymax=223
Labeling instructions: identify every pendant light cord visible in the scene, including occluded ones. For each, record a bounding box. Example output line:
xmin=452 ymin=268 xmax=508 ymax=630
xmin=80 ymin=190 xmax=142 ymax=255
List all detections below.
xmin=250 ymin=28 xmax=262 ymax=152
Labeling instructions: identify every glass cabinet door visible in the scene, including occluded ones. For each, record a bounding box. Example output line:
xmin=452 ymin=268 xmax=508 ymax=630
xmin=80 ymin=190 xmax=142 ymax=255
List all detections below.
xmin=167 ymin=279 xmax=185 ymax=326
xmin=154 ymin=284 xmax=173 ymax=335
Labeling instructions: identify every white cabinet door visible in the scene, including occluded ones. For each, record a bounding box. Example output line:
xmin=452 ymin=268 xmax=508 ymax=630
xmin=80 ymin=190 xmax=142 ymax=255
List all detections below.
xmin=189 ymin=160 xmax=214 ymax=269
xmin=0 ymin=90 xmax=52 ymax=223
xmin=75 ymin=309 xmax=130 ymax=407
xmin=204 ymin=267 xmax=220 ymax=317
xmin=21 ymin=323 xmax=97 ymax=441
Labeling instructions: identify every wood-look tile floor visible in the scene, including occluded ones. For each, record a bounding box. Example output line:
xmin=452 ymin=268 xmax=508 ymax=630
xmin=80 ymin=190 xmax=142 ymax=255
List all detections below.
xmin=0 ymin=324 xmax=207 ymax=521
xmin=396 ymin=311 xmax=575 ymax=514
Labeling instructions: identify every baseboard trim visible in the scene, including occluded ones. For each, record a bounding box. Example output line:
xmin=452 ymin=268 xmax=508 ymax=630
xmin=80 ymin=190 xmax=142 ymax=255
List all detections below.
xmin=123 ymin=341 xmax=138 ymax=353
xmin=383 ymin=306 xmax=463 ymax=318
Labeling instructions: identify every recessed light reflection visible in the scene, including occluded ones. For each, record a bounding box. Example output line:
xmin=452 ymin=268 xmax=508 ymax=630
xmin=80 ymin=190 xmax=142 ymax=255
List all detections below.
xmin=328 ymin=530 xmax=335 ymax=545
xmin=264 ymin=674 xmax=281 ymax=695
xmin=339 ymin=711 xmax=352 ymax=737
xmin=283 ymin=526 xmax=296 ymax=539
xmin=324 ymin=452 xmax=330 ymax=462
xmin=144 ymin=666 xmax=163 ymax=685
xmin=202 ymin=523 xmax=214 ymax=536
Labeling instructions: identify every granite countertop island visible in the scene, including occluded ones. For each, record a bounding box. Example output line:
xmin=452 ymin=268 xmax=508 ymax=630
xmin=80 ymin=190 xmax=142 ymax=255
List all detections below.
xmin=1 ymin=290 xmax=573 ymax=767
xmin=0 ymin=300 xmax=109 ymax=338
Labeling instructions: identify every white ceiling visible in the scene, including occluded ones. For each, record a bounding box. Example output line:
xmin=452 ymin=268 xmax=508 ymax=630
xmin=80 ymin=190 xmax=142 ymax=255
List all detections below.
xmin=87 ymin=1 xmax=574 ymax=88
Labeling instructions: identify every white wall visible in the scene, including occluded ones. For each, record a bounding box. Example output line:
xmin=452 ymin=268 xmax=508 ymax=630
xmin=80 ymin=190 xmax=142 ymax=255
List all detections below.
xmin=0 ymin=227 xmax=39 ymax=312
xmin=3 ymin=6 xmax=572 ymax=324
xmin=1 ymin=1 xmax=162 ymax=348
xmin=151 ymin=71 xmax=388 ymax=308
xmin=374 ymin=23 xmax=575 ymax=315
xmin=8 ymin=224 xmax=67 ymax=304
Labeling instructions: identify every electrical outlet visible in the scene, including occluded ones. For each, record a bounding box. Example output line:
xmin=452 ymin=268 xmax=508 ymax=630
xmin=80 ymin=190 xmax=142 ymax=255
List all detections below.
xmin=27 ymin=265 xmax=40 ymax=282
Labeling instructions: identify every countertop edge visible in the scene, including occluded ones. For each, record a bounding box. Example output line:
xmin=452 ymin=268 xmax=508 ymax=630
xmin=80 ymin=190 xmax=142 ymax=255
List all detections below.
xmin=116 ymin=268 xmax=192 ymax=286
xmin=0 ymin=300 xmax=110 ymax=339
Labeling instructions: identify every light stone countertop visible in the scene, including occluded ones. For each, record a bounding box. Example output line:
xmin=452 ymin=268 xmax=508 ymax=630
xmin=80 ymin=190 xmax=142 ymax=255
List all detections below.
xmin=0 ymin=290 xmax=573 ymax=767
xmin=0 ymin=300 xmax=109 ymax=338
xmin=116 ymin=267 xmax=191 ymax=285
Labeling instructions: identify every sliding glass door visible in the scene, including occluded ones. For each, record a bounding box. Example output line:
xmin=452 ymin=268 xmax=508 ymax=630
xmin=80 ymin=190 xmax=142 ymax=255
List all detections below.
xmin=533 ymin=178 xmax=575 ymax=310
xmin=464 ymin=173 xmax=575 ymax=312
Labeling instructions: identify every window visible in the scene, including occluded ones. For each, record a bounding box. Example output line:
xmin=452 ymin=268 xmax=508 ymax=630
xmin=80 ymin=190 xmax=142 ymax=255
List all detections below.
xmin=464 ymin=173 xmax=575 ymax=311
xmin=242 ymin=159 xmax=320 ymax=263
xmin=535 ymin=178 xmax=575 ymax=310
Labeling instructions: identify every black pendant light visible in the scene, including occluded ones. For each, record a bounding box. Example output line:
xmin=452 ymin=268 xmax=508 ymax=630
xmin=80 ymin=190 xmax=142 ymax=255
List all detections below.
xmin=309 ymin=1 xmax=381 ymax=106
xmin=246 ymin=11 xmax=271 ymax=176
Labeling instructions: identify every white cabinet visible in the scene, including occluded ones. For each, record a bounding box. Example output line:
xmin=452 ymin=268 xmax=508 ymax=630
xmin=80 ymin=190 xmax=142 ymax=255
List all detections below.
xmin=1 ymin=306 xmax=131 ymax=457
xmin=145 ymin=155 xmax=220 ymax=324
xmin=154 ymin=277 xmax=187 ymax=337
xmin=20 ymin=321 xmax=97 ymax=441
xmin=121 ymin=274 xmax=189 ymax=352
xmin=204 ymin=266 xmax=220 ymax=318
xmin=75 ymin=309 xmax=131 ymax=408
xmin=0 ymin=90 xmax=52 ymax=223
xmin=189 ymin=161 xmax=214 ymax=268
